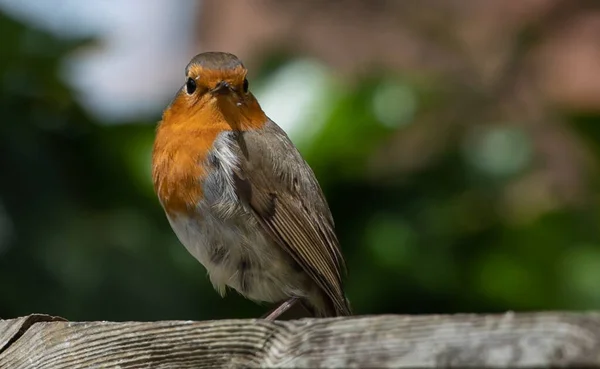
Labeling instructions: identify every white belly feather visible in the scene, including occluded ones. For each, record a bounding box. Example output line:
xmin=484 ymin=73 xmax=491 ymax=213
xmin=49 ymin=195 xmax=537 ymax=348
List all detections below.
xmin=164 ymin=131 xmax=310 ymax=303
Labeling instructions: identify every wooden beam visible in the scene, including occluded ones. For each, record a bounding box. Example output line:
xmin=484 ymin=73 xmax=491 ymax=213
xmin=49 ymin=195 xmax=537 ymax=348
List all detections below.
xmin=1 ymin=312 xmax=599 ymax=368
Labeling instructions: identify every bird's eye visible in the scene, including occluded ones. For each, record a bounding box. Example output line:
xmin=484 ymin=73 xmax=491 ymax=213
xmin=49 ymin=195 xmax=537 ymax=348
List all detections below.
xmin=186 ymin=77 xmax=197 ymax=94
xmin=242 ymin=78 xmax=249 ymax=93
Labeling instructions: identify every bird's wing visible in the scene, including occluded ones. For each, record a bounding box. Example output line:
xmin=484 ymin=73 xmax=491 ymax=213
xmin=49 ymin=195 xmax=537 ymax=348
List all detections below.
xmin=230 ymin=121 xmax=350 ymax=316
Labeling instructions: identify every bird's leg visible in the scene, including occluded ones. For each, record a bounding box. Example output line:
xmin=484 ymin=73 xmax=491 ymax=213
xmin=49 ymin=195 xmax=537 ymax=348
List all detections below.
xmin=262 ymin=297 xmax=300 ymax=321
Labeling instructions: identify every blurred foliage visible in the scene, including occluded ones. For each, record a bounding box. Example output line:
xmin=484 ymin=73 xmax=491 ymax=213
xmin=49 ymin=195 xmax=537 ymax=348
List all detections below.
xmin=1 ymin=9 xmax=600 ymax=323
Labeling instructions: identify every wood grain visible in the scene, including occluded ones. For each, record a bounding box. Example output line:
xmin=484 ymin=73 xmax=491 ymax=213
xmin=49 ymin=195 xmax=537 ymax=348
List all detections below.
xmin=1 ymin=312 xmax=599 ymax=368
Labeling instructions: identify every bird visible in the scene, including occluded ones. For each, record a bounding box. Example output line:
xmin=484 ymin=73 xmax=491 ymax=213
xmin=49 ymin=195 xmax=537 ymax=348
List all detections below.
xmin=151 ymin=51 xmax=351 ymax=319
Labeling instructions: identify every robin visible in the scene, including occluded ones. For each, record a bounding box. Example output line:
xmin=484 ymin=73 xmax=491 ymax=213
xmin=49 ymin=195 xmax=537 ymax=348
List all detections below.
xmin=151 ymin=52 xmax=351 ymax=319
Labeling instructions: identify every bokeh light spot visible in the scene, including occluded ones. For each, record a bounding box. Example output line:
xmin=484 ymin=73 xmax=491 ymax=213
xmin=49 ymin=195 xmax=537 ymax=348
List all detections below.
xmin=371 ymin=81 xmax=416 ymax=128
xmin=464 ymin=125 xmax=532 ymax=178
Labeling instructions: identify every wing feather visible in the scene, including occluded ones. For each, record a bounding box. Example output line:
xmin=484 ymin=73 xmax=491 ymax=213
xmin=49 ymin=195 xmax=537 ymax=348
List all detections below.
xmin=231 ymin=123 xmax=350 ymax=316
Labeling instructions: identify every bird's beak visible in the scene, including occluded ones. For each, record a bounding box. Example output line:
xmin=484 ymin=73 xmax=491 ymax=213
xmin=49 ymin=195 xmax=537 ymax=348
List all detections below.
xmin=211 ymin=81 xmax=233 ymax=95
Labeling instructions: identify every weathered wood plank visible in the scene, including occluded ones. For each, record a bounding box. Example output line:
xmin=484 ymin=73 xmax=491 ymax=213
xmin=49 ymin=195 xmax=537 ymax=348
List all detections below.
xmin=0 ymin=312 xmax=599 ymax=368
xmin=0 ymin=314 xmax=66 ymax=356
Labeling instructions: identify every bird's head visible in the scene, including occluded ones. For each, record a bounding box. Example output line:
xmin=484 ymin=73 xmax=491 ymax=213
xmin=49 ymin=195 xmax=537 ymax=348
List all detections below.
xmin=162 ymin=52 xmax=266 ymax=130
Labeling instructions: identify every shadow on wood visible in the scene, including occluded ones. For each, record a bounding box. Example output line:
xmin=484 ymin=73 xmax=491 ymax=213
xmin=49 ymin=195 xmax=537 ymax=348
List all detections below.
xmin=1 ymin=312 xmax=600 ymax=368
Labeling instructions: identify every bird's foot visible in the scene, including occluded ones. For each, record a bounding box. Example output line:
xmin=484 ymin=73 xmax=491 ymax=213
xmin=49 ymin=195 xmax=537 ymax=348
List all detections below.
xmin=261 ymin=297 xmax=299 ymax=321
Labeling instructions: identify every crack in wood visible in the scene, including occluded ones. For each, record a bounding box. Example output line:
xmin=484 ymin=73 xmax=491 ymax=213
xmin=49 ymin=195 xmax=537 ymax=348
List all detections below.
xmin=0 ymin=314 xmax=67 ymax=355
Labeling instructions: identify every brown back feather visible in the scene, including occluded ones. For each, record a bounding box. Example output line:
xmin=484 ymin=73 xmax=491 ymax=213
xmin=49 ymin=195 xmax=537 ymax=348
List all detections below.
xmin=231 ymin=121 xmax=351 ymax=316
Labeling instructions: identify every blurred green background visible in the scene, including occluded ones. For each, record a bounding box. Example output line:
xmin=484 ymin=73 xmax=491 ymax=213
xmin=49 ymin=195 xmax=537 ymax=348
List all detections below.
xmin=1 ymin=0 xmax=600 ymax=322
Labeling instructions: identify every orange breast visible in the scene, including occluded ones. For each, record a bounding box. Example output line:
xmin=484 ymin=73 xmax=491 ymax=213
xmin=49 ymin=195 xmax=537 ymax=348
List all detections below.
xmin=152 ymin=87 xmax=267 ymax=217
xmin=152 ymin=127 xmax=214 ymax=216
xmin=151 ymin=97 xmax=231 ymax=216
